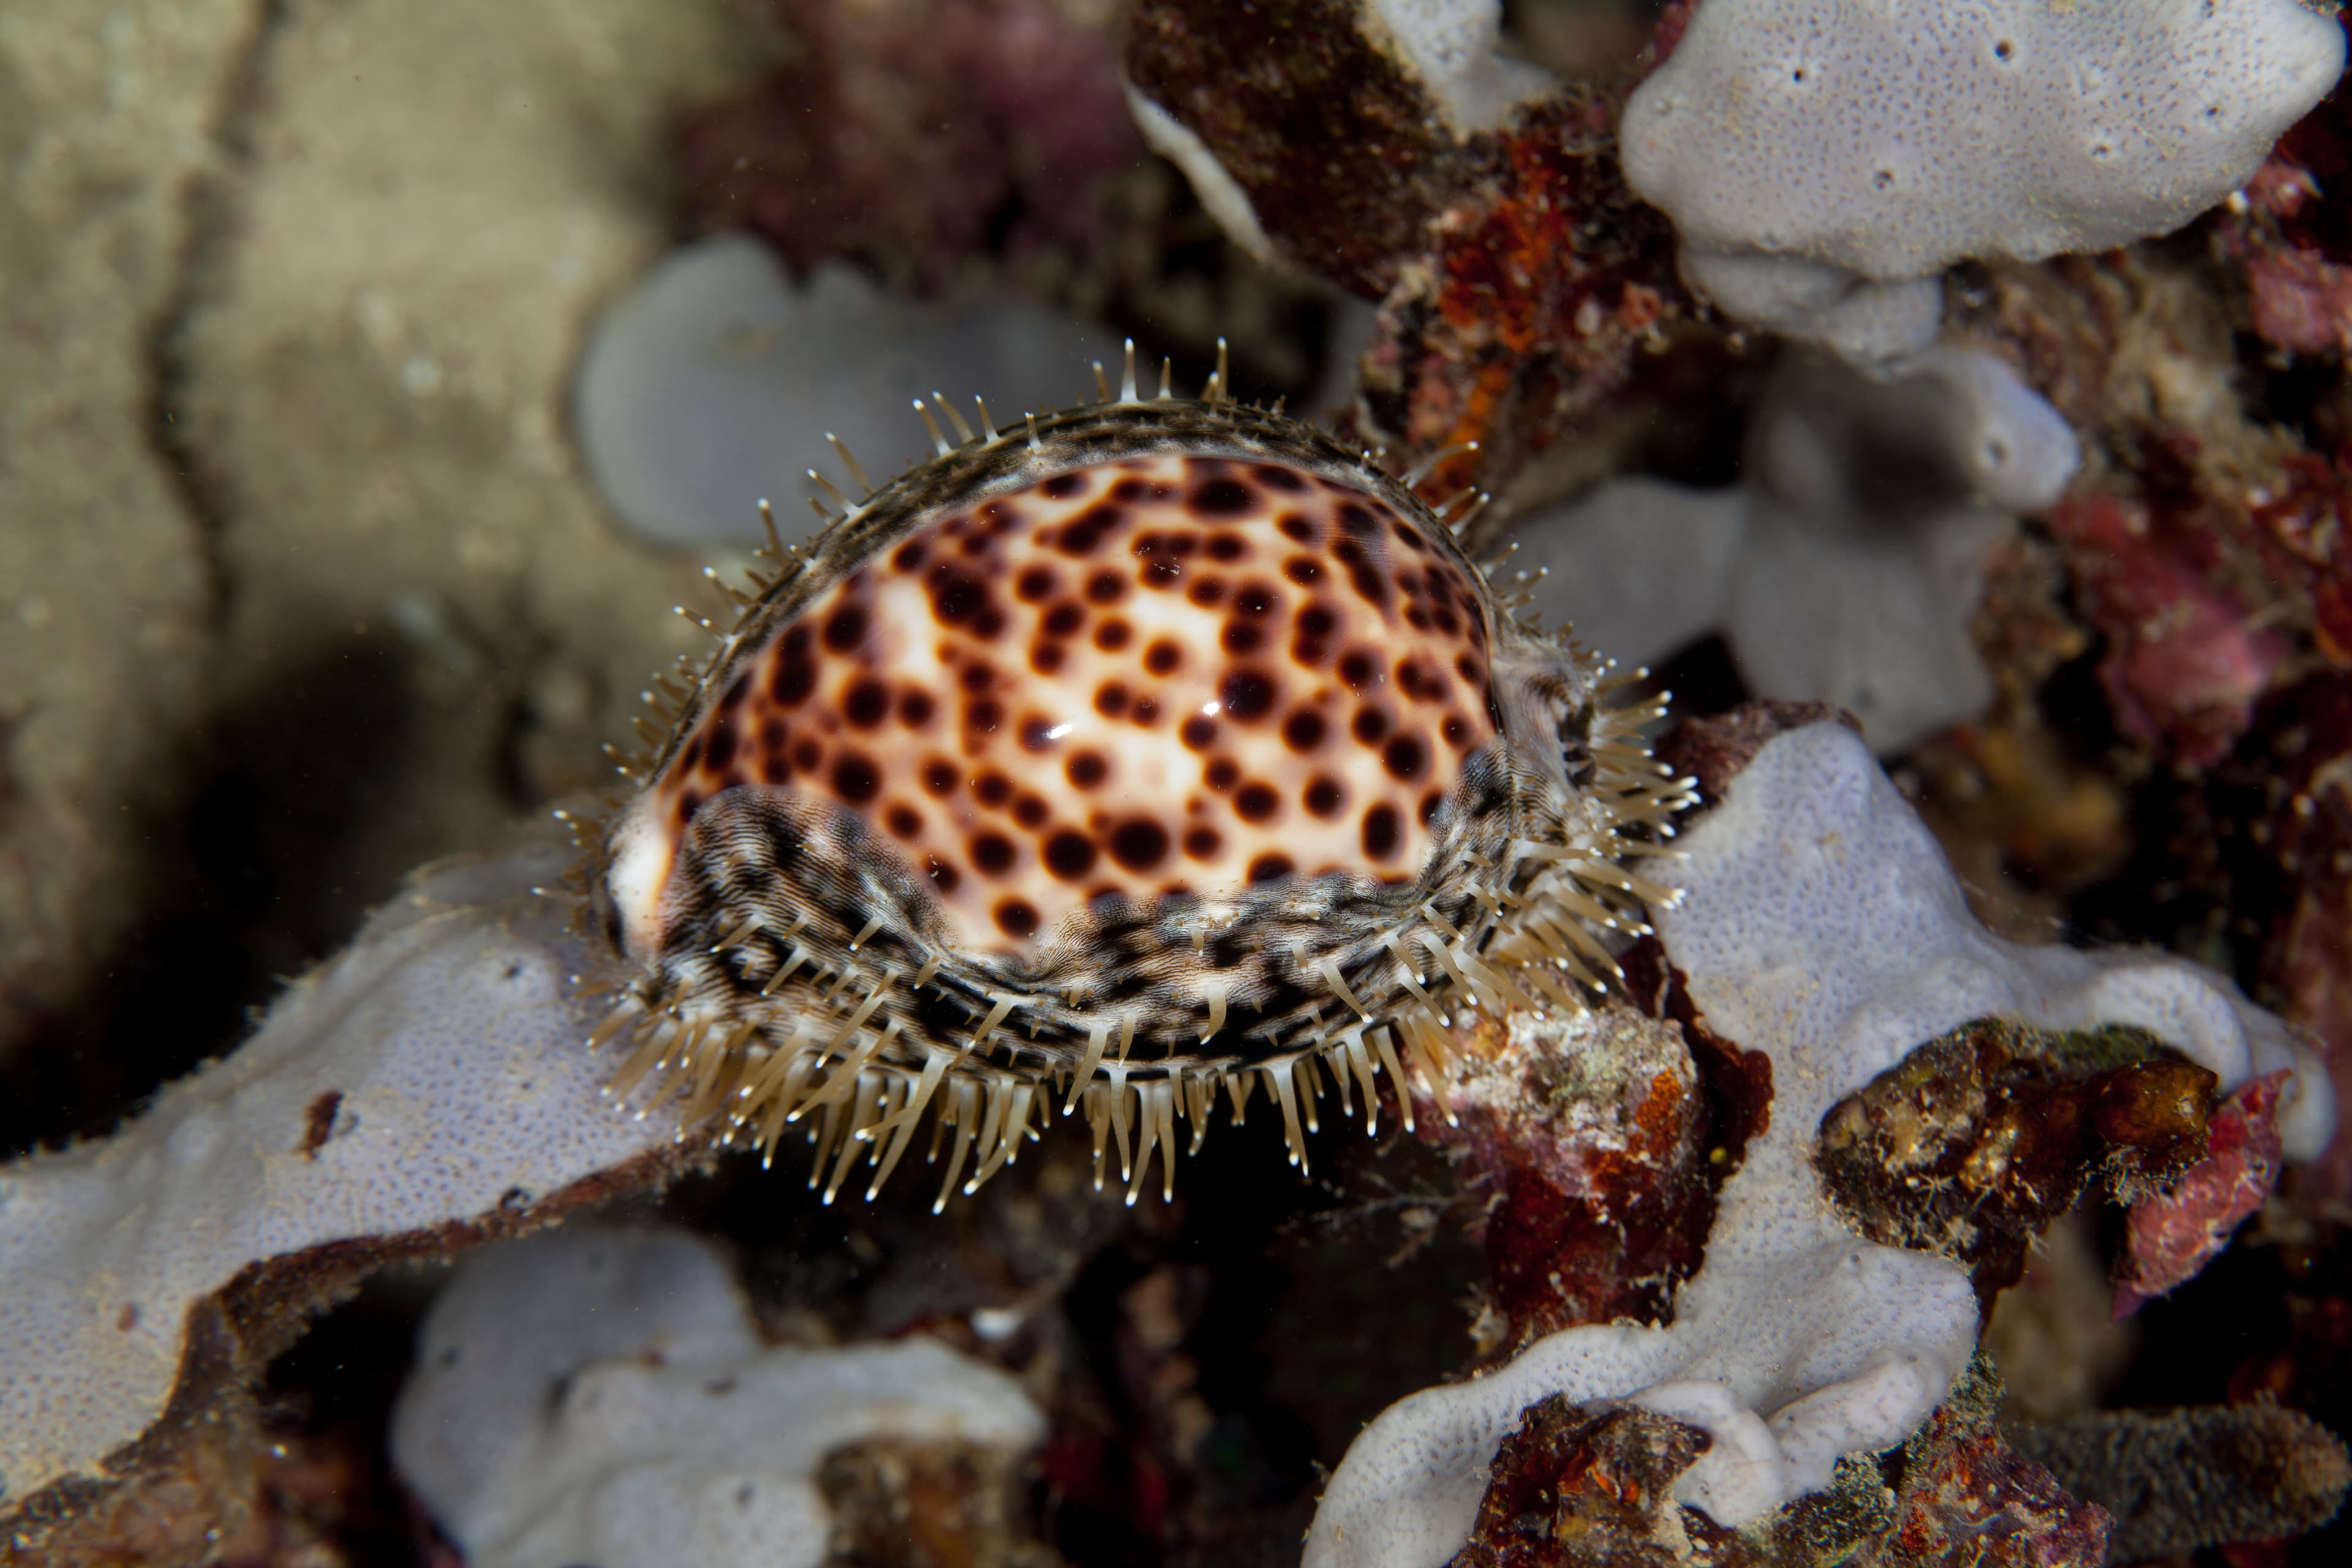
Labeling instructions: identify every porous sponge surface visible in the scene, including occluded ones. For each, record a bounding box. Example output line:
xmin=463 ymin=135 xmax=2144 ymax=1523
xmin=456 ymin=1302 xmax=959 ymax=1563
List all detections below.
xmin=1624 ymin=0 xmax=2344 ymax=278
xmin=1303 ymin=722 xmax=2335 ymax=1567
xmin=0 ymin=838 xmax=680 ymax=1509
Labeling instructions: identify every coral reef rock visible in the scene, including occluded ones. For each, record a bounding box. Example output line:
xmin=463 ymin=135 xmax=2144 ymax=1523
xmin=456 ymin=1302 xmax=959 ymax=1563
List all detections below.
xmin=573 ymin=235 xmax=1120 ymax=548
xmin=1303 ymin=718 xmax=2334 ymax=1566
xmin=1815 ymin=1018 xmax=2216 ymax=1303
xmin=1516 ymin=345 xmax=2078 ymax=754
xmin=1122 ymin=0 xmax=1533 ymax=293
xmin=391 ymin=1226 xmax=1046 ymax=1568
xmin=1624 ymin=0 xmax=2345 ymax=356
xmin=2010 ymin=1402 xmax=2352 ymax=1562
xmin=0 ymin=833 xmax=687 ymax=1535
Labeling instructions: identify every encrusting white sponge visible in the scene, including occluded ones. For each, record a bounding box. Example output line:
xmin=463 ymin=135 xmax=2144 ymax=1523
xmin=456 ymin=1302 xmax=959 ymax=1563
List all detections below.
xmin=1623 ymin=0 xmax=2345 ymax=354
xmin=1303 ymin=722 xmax=2334 ymax=1567
xmin=391 ymin=1227 xmax=1046 ymax=1568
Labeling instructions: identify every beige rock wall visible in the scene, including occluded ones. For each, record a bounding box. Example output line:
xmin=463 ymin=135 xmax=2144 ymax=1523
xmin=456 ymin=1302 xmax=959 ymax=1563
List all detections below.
xmin=0 ymin=1 xmax=254 ymax=1056
xmin=176 ymin=0 xmax=779 ymax=966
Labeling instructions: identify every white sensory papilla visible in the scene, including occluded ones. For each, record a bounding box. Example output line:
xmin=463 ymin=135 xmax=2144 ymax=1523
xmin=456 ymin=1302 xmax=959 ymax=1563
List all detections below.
xmin=1623 ymin=0 xmax=2345 ymax=356
xmin=1303 ymin=722 xmax=2334 ymax=1568
xmin=391 ymin=1227 xmax=1046 ymax=1568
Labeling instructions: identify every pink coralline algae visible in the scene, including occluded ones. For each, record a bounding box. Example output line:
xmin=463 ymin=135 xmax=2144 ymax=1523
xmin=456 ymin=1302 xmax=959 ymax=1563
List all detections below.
xmin=2114 ymin=1070 xmax=2291 ymax=1318
xmin=2227 ymin=16 xmax=2352 ymax=356
xmin=2045 ymin=489 xmax=2290 ymax=770
xmin=678 ymin=0 xmax=1140 ymax=288
xmin=2261 ymin=675 xmax=2352 ymax=1204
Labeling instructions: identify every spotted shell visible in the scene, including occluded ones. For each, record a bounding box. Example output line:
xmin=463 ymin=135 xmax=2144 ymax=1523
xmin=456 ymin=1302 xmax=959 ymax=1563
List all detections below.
xmin=582 ymin=356 xmax=1691 ymax=1207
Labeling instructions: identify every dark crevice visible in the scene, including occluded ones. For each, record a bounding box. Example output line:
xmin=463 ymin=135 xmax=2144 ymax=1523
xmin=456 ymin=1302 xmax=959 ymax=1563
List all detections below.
xmin=145 ymin=0 xmax=290 ymax=635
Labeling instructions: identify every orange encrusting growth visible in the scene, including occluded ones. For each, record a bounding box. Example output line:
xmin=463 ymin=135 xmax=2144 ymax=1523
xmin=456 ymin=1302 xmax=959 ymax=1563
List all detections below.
xmin=640 ymin=453 xmax=1502 ymax=956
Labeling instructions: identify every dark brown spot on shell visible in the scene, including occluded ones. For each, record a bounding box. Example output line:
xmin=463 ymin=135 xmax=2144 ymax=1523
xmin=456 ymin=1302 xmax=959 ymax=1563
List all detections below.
xmin=1015 ymin=567 xmax=1058 ymax=603
xmin=1109 ymin=819 xmax=1170 ymax=870
xmin=771 ymin=658 xmax=816 ymax=707
xmin=1219 ymin=669 xmax=1276 ymax=722
xmin=1145 ymin=640 xmax=1182 ymax=676
xmin=824 ymin=603 xmax=867 ymax=652
xmin=973 ymin=833 xmax=1016 ymax=875
xmin=1383 ymin=733 xmax=1427 ymax=781
xmin=1067 ymin=751 xmax=1108 ymax=788
xmin=832 ymin=752 xmax=880 ymax=805
xmin=844 ymin=680 xmax=888 ymax=728
xmin=996 ymin=898 xmax=1040 ymax=938
xmin=1193 ymin=477 xmax=1253 ymax=515
xmin=1044 ymin=831 xmax=1096 ymax=880
xmin=1235 ymin=782 xmax=1279 ymax=822
xmin=1362 ymin=804 xmax=1400 ymax=860
xmin=1248 ymin=853 xmax=1295 ymax=883
xmin=1305 ymin=777 xmax=1344 ymax=818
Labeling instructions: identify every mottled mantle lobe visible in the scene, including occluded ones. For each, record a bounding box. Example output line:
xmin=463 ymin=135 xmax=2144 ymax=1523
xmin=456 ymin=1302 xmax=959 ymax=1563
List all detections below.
xmin=1814 ymin=1019 xmax=2213 ymax=1300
